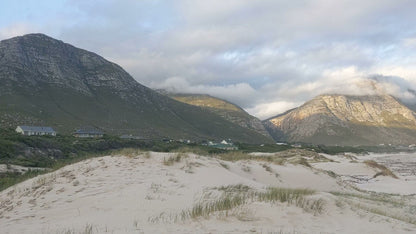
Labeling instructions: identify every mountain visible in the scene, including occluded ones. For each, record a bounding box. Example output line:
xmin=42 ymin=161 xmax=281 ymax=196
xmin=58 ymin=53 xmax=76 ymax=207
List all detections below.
xmin=401 ymin=89 xmax=416 ymax=112
xmin=165 ymin=93 xmax=272 ymax=138
xmin=405 ymin=103 xmax=416 ymax=112
xmin=264 ymin=94 xmax=416 ymax=145
xmin=0 ymin=33 xmax=272 ymax=143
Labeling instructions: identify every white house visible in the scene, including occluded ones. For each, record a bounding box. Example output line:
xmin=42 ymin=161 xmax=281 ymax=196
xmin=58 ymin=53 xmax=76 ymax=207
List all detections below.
xmin=16 ymin=126 xmax=56 ymax=136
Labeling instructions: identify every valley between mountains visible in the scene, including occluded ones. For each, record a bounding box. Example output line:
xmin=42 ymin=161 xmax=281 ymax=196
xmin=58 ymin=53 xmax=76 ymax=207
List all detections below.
xmin=3 ymin=34 xmax=416 ymax=146
xmin=1 ymin=34 xmax=416 ymax=234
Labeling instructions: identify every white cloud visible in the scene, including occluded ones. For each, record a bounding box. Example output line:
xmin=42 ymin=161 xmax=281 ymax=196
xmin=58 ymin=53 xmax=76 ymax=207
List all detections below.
xmin=0 ymin=23 xmax=36 ymax=40
xmin=403 ymin=37 xmax=416 ymax=48
xmin=246 ymin=101 xmax=301 ymax=120
xmin=373 ymin=66 xmax=416 ymax=84
xmin=151 ymin=77 xmax=259 ymax=107
xmin=277 ymin=66 xmax=416 ymax=101
xmin=2 ymin=0 xmax=416 ymax=118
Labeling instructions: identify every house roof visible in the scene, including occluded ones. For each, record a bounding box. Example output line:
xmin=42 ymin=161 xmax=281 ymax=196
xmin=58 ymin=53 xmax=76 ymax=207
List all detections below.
xmin=74 ymin=127 xmax=103 ymax=135
xmin=18 ymin=126 xmax=56 ymax=133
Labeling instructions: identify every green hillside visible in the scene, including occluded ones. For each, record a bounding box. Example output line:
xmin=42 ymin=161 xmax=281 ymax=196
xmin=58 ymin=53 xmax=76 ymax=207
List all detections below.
xmin=168 ymin=93 xmax=272 ymax=138
xmin=0 ymin=34 xmax=271 ymax=143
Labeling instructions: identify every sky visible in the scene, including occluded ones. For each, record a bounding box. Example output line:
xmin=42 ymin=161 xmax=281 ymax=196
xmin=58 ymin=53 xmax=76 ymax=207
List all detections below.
xmin=1 ymin=0 xmax=416 ymax=119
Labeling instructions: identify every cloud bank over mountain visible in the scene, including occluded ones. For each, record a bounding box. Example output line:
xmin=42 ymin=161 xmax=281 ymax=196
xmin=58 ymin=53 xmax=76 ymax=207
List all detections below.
xmin=1 ymin=0 xmax=416 ymax=119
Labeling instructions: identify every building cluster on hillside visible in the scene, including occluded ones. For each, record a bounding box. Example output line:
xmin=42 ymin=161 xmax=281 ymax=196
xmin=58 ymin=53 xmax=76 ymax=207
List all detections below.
xmin=13 ymin=126 xmax=240 ymax=147
xmin=205 ymin=139 xmax=238 ymax=150
xmin=15 ymin=125 xmax=103 ymax=138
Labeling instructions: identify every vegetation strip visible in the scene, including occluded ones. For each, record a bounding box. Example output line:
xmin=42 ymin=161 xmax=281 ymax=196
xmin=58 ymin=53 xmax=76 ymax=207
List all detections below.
xmin=150 ymin=185 xmax=324 ymax=223
xmin=363 ymin=160 xmax=398 ymax=179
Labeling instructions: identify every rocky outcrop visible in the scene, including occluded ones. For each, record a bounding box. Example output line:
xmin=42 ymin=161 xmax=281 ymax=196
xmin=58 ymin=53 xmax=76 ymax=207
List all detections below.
xmin=264 ymin=94 xmax=416 ymax=145
xmin=0 ymin=34 xmax=153 ymax=100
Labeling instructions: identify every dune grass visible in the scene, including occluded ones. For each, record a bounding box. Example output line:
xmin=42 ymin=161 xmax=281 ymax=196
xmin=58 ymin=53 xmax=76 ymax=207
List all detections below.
xmin=216 ymin=151 xmax=261 ymax=161
xmin=363 ymin=160 xmax=398 ymax=179
xmin=329 ymin=191 xmax=404 ymax=207
xmin=184 ymin=186 xmax=323 ymax=219
xmin=183 ymin=193 xmax=247 ymax=219
xmin=346 ymin=199 xmax=416 ymax=225
xmin=331 ymin=191 xmax=415 ymax=225
xmin=215 ymin=150 xmax=322 ymax=169
xmin=214 ymin=184 xmax=251 ymax=192
xmin=150 ymin=185 xmax=324 ymax=223
xmin=0 ymin=170 xmax=46 ymax=191
xmin=256 ymin=187 xmax=324 ymax=215
xmin=55 ymin=223 xmax=94 ymax=234
xmin=257 ymin=187 xmax=314 ymax=203
xmin=241 ymin=164 xmax=251 ymax=173
xmin=290 ymin=157 xmax=312 ymax=168
xmin=172 ymin=146 xmax=210 ymax=156
xmin=219 ymin=162 xmax=230 ymax=169
xmin=163 ymin=153 xmax=185 ymax=166
xmin=110 ymin=148 xmax=144 ymax=158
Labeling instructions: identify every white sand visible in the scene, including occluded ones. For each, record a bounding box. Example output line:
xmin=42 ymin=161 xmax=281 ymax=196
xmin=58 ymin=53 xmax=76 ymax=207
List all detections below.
xmin=313 ymin=153 xmax=416 ymax=195
xmin=1 ymin=152 xmax=415 ymax=233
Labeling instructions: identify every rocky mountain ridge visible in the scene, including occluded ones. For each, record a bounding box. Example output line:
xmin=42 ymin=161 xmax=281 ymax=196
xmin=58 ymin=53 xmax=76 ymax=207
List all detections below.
xmin=264 ymin=94 xmax=416 ymax=145
xmin=0 ymin=33 xmax=272 ymax=143
xmin=167 ymin=93 xmax=272 ymax=138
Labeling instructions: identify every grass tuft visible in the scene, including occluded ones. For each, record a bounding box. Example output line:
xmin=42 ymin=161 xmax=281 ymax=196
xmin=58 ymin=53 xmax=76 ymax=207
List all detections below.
xmin=150 ymin=185 xmax=324 ymax=223
xmin=241 ymin=164 xmax=251 ymax=173
xmin=216 ymin=151 xmax=256 ymax=161
xmin=111 ymin=148 xmax=142 ymax=158
xmin=143 ymin=151 xmax=151 ymax=159
xmin=219 ymin=162 xmax=230 ymax=170
xmin=215 ymin=184 xmax=251 ymax=192
xmin=256 ymin=187 xmax=315 ymax=203
xmin=185 ymin=193 xmax=247 ymax=219
xmin=55 ymin=223 xmax=94 ymax=234
xmin=364 ymin=160 xmax=398 ymax=179
xmin=262 ymin=163 xmax=273 ymax=173
xmin=163 ymin=153 xmax=185 ymax=166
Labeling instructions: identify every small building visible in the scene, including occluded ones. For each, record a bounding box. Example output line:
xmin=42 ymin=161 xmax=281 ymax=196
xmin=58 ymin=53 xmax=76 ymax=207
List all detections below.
xmin=73 ymin=127 xmax=103 ymax=138
xmin=16 ymin=126 xmax=56 ymax=136
xmin=211 ymin=143 xmax=238 ymax=150
xmin=208 ymin=140 xmax=238 ymax=150
xmin=291 ymin=144 xmax=302 ymax=148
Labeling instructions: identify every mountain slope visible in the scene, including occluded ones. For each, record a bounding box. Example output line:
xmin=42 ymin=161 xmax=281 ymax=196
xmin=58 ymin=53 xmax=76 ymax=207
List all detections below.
xmin=166 ymin=93 xmax=272 ymax=138
xmin=0 ymin=33 xmax=271 ymax=143
xmin=264 ymin=94 xmax=416 ymax=145
xmin=401 ymin=89 xmax=416 ymax=112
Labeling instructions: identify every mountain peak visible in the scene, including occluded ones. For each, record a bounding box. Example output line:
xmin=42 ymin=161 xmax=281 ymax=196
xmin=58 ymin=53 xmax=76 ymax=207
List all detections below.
xmin=0 ymin=32 xmax=140 ymax=96
xmin=0 ymin=34 xmax=271 ymax=143
xmin=2 ymin=33 xmax=64 ymax=45
xmin=264 ymin=94 xmax=416 ymax=145
xmin=17 ymin=33 xmax=55 ymax=39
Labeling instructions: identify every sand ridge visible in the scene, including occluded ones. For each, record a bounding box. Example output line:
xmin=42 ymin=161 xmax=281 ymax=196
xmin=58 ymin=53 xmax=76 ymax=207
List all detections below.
xmin=0 ymin=151 xmax=415 ymax=233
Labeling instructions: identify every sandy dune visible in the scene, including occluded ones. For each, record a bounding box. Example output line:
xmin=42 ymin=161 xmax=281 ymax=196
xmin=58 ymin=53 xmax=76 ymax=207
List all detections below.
xmin=1 ymin=151 xmax=415 ymax=233
xmin=314 ymin=153 xmax=416 ymax=195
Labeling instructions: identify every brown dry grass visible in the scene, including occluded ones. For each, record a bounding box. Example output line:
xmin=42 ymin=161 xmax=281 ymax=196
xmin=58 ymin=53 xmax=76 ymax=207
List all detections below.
xmin=364 ymin=160 xmax=398 ymax=179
